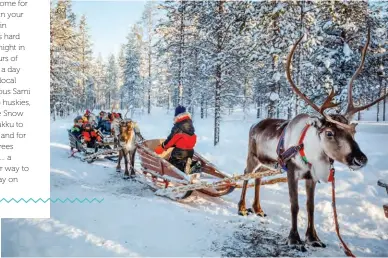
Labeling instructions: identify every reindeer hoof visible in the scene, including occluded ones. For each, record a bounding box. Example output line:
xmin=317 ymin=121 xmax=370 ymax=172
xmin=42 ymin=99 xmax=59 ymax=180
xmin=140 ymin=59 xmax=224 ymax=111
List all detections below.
xmin=285 ymin=240 xmax=306 ymax=252
xmin=306 ymin=240 xmax=326 ymax=248
xmin=256 ymin=212 xmax=267 ymax=217
xmin=286 ymin=230 xmax=304 ymax=246
xmin=253 ymin=208 xmax=267 ymax=217
xmin=238 ymin=208 xmax=254 ymax=216
xmin=116 ymin=168 xmax=121 ymax=172
xmin=295 ymin=244 xmax=307 ymax=252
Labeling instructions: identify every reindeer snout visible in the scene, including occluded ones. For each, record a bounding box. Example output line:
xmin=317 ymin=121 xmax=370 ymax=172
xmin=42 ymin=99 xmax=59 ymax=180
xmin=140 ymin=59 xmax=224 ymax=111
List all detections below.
xmin=354 ymin=154 xmax=368 ymax=166
xmin=348 ymin=153 xmax=368 ymax=169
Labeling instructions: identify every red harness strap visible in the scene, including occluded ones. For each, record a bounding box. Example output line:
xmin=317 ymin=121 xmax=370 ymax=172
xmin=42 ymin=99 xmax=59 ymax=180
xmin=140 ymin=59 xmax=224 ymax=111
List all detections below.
xmin=298 ymin=124 xmax=335 ymax=182
xmin=298 ymin=124 xmax=312 ymax=167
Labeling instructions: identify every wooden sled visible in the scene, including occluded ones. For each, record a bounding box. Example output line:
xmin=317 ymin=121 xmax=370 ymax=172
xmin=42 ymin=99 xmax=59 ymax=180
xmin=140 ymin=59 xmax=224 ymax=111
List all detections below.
xmin=135 ymin=139 xmax=236 ymax=200
xmin=68 ymin=129 xmax=119 ymax=163
xmin=377 ymin=179 xmax=388 ymax=218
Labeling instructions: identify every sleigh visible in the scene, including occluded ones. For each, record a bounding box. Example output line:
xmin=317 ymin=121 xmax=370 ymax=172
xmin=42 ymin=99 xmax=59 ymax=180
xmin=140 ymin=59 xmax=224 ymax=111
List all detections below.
xmin=134 ymin=139 xmax=238 ymax=199
xmin=377 ymin=179 xmax=388 ymax=218
xmin=68 ymin=129 xmax=119 ymax=163
xmin=134 ymin=139 xmax=287 ymax=200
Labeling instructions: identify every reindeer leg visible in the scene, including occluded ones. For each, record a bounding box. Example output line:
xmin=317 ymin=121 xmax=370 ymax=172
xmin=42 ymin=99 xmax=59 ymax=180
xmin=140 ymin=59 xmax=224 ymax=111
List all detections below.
xmin=123 ymin=151 xmax=130 ymax=179
xmin=286 ymin=166 xmax=305 ymax=251
xmin=238 ymin=168 xmax=253 ymax=216
xmin=238 ymin=179 xmax=250 ymax=216
xmin=129 ymin=150 xmax=136 ymax=178
xmin=252 ymin=178 xmax=266 ymax=217
xmin=116 ymin=150 xmax=122 ymax=172
xmin=305 ymin=179 xmax=326 ymax=248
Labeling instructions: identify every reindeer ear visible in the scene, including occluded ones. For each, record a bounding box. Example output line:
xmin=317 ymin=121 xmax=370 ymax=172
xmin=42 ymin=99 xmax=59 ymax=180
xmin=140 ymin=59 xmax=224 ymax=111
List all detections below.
xmin=306 ymin=116 xmax=323 ymax=129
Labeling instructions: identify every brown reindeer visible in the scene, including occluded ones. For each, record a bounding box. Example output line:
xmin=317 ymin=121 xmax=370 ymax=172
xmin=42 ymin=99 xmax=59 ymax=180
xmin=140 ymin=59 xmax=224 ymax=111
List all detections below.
xmin=238 ymin=28 xmax=388 ymax=249
xmin=115 ymin=119 xmax=142 ymax=179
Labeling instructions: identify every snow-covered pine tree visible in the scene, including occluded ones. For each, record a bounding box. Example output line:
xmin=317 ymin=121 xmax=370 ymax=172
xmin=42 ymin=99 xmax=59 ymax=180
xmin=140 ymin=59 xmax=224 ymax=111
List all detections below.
xmin=118 ymin=44 xmax=126 ymax=110
xmin=122 ymin=25 xmax=142 ymax=118
xmin=141 ymin=1 xmax=158 ymax=114
xmin=105 ymin=54 xmax=119 ymax=109
xmin=76 ymin=14 xmax=94 ymax=110
xmin=312 ymin=1 xmax=369 ymax=114
xmin=156 ymin=1 xmax=187 ymax=109
xmin=50 ymin=0 xmax=79 ymax=117
xmin=91 ymin=53 xmax=107 ymax=110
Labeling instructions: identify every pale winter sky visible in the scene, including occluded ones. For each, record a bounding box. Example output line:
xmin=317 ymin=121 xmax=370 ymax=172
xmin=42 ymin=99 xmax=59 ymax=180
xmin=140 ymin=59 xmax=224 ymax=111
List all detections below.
xmin=72 ymin=0 xmax=147 ymax=60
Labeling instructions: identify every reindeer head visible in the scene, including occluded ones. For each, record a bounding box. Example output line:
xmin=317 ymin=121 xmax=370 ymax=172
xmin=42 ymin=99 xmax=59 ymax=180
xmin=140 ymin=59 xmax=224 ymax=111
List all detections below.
xmin=118 ymin=120 xmax=135 ymax=143
xmin=286 ymin=28 xmax=387 ymax=170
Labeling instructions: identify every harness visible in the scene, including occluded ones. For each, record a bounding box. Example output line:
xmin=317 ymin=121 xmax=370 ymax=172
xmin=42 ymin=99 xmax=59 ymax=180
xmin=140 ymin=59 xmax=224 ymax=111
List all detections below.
xmin=276 ymin=124 xmax=335 ymax=182
xmin=277 ymin=123 xmax=353 ymax=256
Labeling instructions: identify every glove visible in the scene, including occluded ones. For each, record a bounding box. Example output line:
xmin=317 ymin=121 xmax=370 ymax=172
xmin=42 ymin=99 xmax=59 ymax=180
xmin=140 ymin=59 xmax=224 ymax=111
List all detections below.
xmin=154 ymin=145 xmax=164 ymax=154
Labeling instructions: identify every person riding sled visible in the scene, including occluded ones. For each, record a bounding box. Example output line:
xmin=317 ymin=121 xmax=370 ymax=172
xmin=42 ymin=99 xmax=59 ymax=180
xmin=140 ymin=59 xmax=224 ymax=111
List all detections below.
xmin=83 ymin=109 xmax=97 ymax=126
xmin=96 ymin=111 xmax=111 ymax=133
xmin=82 ymin=123 xmax=102 ymax=149
xmin=70 ymin=115 xmax=84 ymax=139
xmin=154 ymin=105 xmax=199 ymax=174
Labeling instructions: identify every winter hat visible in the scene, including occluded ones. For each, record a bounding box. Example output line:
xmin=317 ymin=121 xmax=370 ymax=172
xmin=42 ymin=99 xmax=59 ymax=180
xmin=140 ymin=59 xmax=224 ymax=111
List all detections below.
xmin=175 ymin=105 xmax=186 ymax=116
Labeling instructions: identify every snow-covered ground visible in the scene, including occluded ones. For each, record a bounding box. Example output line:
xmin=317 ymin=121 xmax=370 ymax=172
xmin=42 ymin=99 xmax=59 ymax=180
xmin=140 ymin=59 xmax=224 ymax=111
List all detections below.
xmin=2 ymin=107 xmax=388 ymax=257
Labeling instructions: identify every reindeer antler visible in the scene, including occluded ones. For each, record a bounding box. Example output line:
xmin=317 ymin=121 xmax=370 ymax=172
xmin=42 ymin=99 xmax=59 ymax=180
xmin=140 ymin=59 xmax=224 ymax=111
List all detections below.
xmin=286 ymin=35 xmax=353 ymax=130
xmin=344 ymin=27 xmax=388 ymax=120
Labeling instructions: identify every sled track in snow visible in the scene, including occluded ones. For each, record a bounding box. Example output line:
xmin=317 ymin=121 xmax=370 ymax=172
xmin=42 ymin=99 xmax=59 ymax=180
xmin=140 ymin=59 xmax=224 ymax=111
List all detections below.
xmin=64 ymin=152 xmax=313 ymax=257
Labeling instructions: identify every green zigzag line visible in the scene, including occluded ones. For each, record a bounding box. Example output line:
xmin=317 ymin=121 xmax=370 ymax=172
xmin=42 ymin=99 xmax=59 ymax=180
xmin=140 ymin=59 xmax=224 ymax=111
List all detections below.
xmin=0 ymin=198 xmax=104 ymax=203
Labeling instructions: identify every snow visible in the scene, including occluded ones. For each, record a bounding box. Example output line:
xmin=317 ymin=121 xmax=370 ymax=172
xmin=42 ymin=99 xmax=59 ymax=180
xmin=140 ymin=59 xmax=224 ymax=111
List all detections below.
xmin=343 ymin=43 xmax=353 ymax=60
xmin=324 ymin=59 xmax=331 ymax=69
xmin=272 ymin=72 xmax=281 ymax=82
xmin=2 ymin=107 xmax=388 ymax=257
xmin=268 ymin=92 xmax=280 ymax=101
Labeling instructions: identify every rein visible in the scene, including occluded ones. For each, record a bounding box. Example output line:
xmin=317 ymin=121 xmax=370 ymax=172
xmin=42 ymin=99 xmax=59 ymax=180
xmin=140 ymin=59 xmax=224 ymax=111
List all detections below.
xmin=277 ymin=124 xmax=354 ymax=257
xmin=331 ymin=168 xmax=355 ymax=257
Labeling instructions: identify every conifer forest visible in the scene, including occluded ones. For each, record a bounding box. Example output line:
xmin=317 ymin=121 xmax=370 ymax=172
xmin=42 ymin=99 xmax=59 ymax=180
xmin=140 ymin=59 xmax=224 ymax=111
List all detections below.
xmin=50 ymin=0 xmax=388 ymax=145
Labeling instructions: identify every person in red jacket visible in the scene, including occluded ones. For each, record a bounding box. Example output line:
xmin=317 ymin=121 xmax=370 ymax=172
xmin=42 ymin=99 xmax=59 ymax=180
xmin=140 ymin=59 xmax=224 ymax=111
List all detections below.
xmin=155 ymin=105 xmax=197 ymax=173
xmin=82 ymin=123 xmax=102 ymax=148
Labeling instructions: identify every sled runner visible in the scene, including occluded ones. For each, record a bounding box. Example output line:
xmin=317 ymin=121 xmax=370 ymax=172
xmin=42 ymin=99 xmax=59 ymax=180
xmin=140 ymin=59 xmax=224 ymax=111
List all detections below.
xmin=134 ymin=139 xmax=238 ymax=200
xmin=68 ymin=129 xmax=119 ymax=163
xmin=377 ymin=179 xmax=388 ymax=218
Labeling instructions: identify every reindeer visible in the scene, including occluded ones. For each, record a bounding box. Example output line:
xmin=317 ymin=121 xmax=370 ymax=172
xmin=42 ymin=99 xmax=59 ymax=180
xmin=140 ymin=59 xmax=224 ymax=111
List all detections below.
xmin=237 ymin=28 xmax=388 ymax=248
xmin=114 ymin=110 xmax=144 ymax=179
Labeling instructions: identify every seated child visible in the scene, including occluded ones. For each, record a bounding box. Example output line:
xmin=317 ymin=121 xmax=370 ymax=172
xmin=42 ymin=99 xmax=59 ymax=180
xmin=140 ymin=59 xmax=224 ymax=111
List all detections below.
xmin=82 ymin=123 xmax=102 ymax=148
xmin=70 ymin=115 xmax=84 ymax=139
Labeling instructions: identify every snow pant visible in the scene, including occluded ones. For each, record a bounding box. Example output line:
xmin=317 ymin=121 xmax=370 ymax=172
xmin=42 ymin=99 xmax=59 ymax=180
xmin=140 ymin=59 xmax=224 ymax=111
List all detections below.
xmin=86 ymin=137 xmax=98 ymax=148
xmin=168 ymin=148 xmax=194 ymax=173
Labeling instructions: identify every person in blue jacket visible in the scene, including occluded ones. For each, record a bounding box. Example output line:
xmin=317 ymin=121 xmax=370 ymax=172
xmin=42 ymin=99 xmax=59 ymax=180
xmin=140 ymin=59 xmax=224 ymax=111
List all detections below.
xmin=96 ymin=111 xmax=111 ymax=133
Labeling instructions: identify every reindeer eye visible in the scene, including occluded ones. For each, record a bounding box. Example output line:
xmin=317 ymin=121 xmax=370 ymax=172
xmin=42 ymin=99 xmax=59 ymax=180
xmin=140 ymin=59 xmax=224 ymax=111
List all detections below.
xmin=326 ymin=131 xmax=334 ymax=137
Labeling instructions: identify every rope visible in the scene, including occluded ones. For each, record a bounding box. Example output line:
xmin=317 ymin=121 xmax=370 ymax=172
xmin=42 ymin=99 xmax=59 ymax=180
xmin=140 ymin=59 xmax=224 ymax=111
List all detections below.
xmin=331 ymin=176 xmax=355 ymax=257
xmin=155 ymin=165 xmax=283 ymax=196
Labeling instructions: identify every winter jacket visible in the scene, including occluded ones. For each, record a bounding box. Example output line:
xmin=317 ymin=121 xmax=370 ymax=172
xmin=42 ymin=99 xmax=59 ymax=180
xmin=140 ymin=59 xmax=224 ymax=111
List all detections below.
xmin=96 ymin=117 xmax=111 ymax=132
xmin=71 ymin=125 xmax=82 ymax=139
xmin=161 ymin=112 xmax=196 ymax=164
xmin=82 ymin=130 xmax=101 ymax=142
